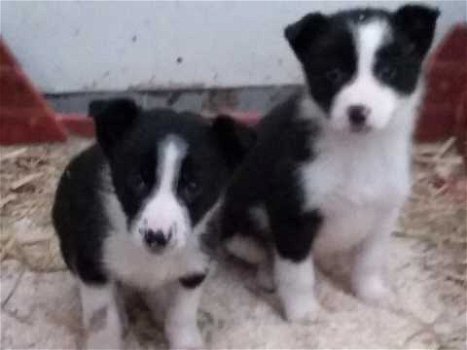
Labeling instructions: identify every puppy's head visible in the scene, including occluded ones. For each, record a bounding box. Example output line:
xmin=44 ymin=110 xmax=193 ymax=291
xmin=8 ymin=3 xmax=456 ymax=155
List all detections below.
xmin=285 ymin=5 xmax=439 ymax=133
xmin=90 ymin=99 xmax=254 ymax=253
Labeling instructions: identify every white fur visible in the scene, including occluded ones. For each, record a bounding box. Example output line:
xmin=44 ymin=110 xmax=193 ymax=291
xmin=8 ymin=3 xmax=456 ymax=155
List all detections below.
xmin=101 ymin=166 xmax=209 ymax=290
xmin=295 ymin=17 xmax=427 ymax=304
xmin=100 ymin=201 xmax=209 ymax=348
xmin=79 ymin=283 xmax=122 ymax=350
xmin=300 ymin=64 xmax=422 ymax=257
xmin=300 ymin=123 xmax=411 ymax=256
xmin=298 ymin=61 xmax=422 ymax=304
xmin=225 ymin=235 xmax=266 ymax=265
xmin=103 ymin=233 xmax=208 ymax=290
xmin=99 ymin=167 xmax=221 ymax=348
xmin=330 ymin=21 xmax=401 ymax=131
xmin=352 ymin=208 xmax=398 ymax=302
xmin=274 ymin=253 xmax=317 ymax=322
xmin=132 ymin=136 xmax=191 ymax=250
xmin=165 ymin=283 xmax=204 ymax=349
xmin=298 ymin=18 xmax=424 ymax=259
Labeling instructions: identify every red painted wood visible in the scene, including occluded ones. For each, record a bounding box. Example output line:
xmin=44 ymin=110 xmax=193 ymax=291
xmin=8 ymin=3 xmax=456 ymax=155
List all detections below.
xmin=56 ymin=111 xmax=262 ymax=138
xmin=0 ymin=40 xmax=67 ymax=145
xmin=455 ymin=92 xmax=467 ymax=161
xmin=417 ymin=103 xmax=456 ymax=142
xmin=417 ymin=24 xmax=467 ymax=143
xmin=56 ymin=114 xmax=95 ymax=138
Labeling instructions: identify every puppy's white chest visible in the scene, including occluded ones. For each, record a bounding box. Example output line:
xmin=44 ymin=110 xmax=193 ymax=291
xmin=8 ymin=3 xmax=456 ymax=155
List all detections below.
xmin=300 ymin=134 xmax=409 ymax=253
xmin=103 ymin=234 xmax=208 ymax=290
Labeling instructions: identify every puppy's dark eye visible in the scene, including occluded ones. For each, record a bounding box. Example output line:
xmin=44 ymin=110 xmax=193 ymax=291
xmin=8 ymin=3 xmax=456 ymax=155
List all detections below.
xmin=184 ymin=179 xmax=201 ymax=201
xmin=187 ymin=180 xmax=199 ymax=193
xmin=178 ymin=156 xmax=202 ymax=202
xmin=178 ymin=175 xmax=201 ymax=203
xmin=379 ymin=65 xmax=397 ymax=80
xmin=325 ymin=68 xmax=347 ymax=85
xmin=404 ymin=43 xmax=416 ymax=56
xmin=129 ymin=174 xmax=148 ymax=196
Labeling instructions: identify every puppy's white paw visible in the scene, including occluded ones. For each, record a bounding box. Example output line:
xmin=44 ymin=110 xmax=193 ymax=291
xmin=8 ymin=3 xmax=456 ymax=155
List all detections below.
xmin=282 ymin=293 xmax=318 ymax=323
xmin=354 ymin=275 xmax=391 ymax=305
xmin=168 ymin=326 xmax=204 ymax=350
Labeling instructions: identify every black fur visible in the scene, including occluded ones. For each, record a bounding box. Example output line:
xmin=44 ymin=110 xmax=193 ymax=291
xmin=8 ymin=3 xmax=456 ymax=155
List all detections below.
xmin=221 ymin=5 xmax=438 ymax=264
xmin=52 ymin=146 xmax=110 ymax=284
xmin=284 ymin=5 xmax=438 ymax=113
xmin=285 ymin=12 xmax=357 ymax=113
xmin=221 ymin=95 xmax=323 ymax=262
xmin=375 ymin=5 xmax=439 ymax=94
xmin=179 ymin=274 xmax=207 ymax=289
xmin=52 ymin=99 xmax=254 ymax=285
xmin=90 ymin=98 xmax=140 ymax=159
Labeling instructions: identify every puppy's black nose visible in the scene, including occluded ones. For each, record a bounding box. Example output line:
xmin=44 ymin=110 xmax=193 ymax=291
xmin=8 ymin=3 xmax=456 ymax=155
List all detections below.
xmin=348 ymin=105 xmax=369 ymax=127
xmin=144 ymin=229 xmax=168 ymax=248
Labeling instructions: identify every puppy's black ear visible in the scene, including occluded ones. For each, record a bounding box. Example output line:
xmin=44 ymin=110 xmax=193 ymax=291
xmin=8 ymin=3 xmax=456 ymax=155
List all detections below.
xmin=284 ymin=13 xmax=329 ymax=59
xmin=89 ymin=98 xmax=139 ymax=157
xmin=393 ymin=5 xmax=439 ymax=58
xmin=211 ymin=115 xmax=256 ymax=170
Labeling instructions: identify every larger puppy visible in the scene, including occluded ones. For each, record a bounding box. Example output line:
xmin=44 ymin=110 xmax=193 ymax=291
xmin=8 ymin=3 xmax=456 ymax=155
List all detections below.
xmin=52 ymin=99 xmax=252 ymax=348
xmin=221 ymin=5 xmax=439 ymax=322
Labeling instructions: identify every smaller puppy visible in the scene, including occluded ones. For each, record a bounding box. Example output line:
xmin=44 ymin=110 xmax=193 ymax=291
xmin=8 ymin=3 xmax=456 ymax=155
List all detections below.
xmin=52 ymin=99 xmax=253 ymax=349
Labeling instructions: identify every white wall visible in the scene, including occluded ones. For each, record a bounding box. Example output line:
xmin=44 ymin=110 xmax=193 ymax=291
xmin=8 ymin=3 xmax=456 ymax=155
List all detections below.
xmin=2 ymin=1 xmax=465 ymax=93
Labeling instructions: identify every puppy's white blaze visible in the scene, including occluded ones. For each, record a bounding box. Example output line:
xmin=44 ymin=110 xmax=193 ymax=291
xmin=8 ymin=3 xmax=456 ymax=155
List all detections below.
xmin=356 ymin=21 xmax=387 ymax=75
xmin=330 ymin=20 xmax=399 ymax=131
xmin=137 ymin=136 xmax=190 ymax=249
xmin=157 ymin=137 xmax=187 ymax=193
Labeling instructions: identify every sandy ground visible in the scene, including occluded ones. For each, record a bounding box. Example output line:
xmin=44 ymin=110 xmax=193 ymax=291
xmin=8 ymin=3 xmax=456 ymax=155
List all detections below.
xmin=1 ymin=138 xmax=466 ymax=349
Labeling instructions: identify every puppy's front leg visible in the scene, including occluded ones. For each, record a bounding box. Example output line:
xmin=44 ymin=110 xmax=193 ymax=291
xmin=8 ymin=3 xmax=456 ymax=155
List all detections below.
xmin=274 ymin=252 xmax=317 ymax=322
xmin=352 ymin=208 xmax=399 ymax=304
xmin=272 ymin=210 xmax=321 ymax=322
xmin=165 ymin=275 xmax=206 ymax=349
xmin=79 ymin=282 xmax=123 ymax=349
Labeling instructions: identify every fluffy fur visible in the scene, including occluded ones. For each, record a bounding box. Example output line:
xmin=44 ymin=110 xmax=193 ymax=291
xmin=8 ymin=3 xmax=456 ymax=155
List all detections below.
xmin=52 ymin=99 xmax=253 ymax=348
xmin=221 ymin=5 xmax=439 ymax=322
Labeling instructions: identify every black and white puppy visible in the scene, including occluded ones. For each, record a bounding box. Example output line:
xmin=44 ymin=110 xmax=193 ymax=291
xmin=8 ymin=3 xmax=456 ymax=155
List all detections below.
xmin=221 ymin=5 xmax=439 ymax=322
xmin=52 ymin=99 xmax=253 ymax=349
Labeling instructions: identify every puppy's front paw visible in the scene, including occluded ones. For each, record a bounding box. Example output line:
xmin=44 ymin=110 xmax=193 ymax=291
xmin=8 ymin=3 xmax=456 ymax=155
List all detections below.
xmin=354 ymin=275 xmax=391 ymax=305
xmin=282 ymin=293 xmax=318 ymax=323
xmin=168 ymin=326 xmax=204 ymax=350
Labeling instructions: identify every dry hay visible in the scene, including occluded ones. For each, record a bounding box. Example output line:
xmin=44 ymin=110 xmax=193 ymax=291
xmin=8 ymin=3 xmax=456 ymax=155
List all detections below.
xmin=0 ymin=138 xmax=91 ymax=272
xmin=0 ymin=137 xmax=465 ymax=350
xmin=398 ymin=138 xmax=466 ymax=287
xmin=0 ymin=137 xmax=465 ymax=280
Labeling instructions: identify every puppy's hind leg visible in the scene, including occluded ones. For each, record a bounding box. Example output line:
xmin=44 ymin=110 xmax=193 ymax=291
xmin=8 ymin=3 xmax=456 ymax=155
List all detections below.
xmin=80 ymin=281 xmax=123 ymax=349
xmin=224 ymin=235 xmax=267 ymax=265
